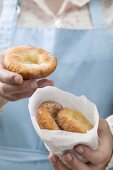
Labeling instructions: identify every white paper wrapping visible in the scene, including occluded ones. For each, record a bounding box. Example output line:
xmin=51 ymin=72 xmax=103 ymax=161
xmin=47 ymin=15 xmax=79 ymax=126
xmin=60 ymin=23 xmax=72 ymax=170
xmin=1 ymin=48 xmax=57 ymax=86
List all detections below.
xmin=28 ymin=86 xmax=99 ymax=161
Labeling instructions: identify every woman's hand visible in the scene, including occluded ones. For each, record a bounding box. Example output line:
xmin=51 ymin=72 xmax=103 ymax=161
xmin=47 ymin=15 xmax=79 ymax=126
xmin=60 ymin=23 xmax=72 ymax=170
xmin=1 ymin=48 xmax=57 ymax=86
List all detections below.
xmin=0 ymin=52 xmax=53 ymax=101
xmin=49 ymin=118 xmax=113 ymax=170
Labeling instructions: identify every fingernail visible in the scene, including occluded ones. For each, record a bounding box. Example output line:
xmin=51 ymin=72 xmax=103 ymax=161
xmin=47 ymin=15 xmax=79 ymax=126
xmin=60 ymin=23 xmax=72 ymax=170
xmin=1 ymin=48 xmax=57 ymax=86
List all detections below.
xmin=64 ymin=154 xmax=72 ymax=162
xmin=13 ymin=76 xmax=23 ymax=84
xmin=75 ymin=146 xmax=85 ymax=154
xmin=49 ymin=156 xmax=57 ymax=166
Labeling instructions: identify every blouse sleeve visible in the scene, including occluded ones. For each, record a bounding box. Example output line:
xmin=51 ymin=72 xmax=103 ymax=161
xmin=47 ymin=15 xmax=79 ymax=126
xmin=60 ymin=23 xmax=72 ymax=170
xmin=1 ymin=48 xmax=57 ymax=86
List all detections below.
xmin=106 ymin=116 xmax=113 ymax=169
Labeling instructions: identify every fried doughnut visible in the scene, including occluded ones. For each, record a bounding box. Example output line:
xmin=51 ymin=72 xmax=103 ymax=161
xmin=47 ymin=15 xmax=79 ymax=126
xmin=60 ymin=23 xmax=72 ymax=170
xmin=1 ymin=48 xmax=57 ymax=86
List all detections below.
xmin=57 ymin=108 xmax=93 ymax=133
xmin=4 ymin=46 xmax=57 ymax=79
xmin=36 ymin=100 xmax=93 ymax=133
xmin=36 ymin=101 xmax=63 ymax=130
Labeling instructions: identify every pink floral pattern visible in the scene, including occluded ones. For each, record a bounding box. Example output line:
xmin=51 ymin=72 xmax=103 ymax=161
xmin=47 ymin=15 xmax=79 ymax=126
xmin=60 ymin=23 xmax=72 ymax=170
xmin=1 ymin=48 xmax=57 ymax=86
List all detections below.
xmin=0 ymin=0 xmax=113 ymax=30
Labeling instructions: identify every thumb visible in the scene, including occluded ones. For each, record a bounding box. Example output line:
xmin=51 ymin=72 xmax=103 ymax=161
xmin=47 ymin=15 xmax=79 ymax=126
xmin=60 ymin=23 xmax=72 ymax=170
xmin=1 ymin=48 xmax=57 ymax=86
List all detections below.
xmin=0 ymin=68 xmax=23 ymax=85
xmin=75 ymin=118 xmax=112 ymax=165
xmin=98 ymin=118 xmax=111 ymax=140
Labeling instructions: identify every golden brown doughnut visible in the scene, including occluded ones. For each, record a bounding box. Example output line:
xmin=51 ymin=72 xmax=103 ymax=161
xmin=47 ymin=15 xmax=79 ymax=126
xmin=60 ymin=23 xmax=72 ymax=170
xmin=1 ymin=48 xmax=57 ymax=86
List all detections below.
xmin=36 ymin=101 xmax=93 ymax=133
xmin=4 ymin=46 xmax=57 ymax=79
xmin=35 ymin=101 xmax=63 ymax=130
xmin=57 ymin=108 xmax=93 ymax=133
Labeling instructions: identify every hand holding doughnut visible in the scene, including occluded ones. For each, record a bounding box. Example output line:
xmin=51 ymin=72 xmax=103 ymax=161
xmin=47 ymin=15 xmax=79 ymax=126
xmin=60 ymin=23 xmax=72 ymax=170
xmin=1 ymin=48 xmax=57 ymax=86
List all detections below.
xmin=0 ymin=50 xmax=53 ymax=101
xmin=4 ymin=46 xmax=57 ymax=79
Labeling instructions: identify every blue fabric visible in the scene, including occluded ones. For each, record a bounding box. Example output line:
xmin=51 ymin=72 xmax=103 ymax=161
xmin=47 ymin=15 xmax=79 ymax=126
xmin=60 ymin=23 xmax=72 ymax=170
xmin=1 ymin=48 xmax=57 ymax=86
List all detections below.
xmin=0 ymin=0 xmax=113 ymax=169
xmin=0 ymin=0 xmax=18 ymax=48
xmin=90 ymin=0 xmax=106 ymax=28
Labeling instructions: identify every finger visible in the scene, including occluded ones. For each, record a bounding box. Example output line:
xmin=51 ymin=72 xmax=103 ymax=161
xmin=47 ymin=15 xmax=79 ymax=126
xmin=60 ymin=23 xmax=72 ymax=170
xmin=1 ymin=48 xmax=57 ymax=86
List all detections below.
xmin=75 ymin=145 xmax=100 ymax=165
xmin=8 ymin=89 xmax=36 ymax=101
xmin=0 ymin=68 xmax=23 ymax=85
xmin=36 ymin=79 xmax=54 ymax=88
xmin=11 ymin=79 xmax=54 ymax=97
xmin=0 ymin=93 xmax=16 ymax=101
xmin=75 ymin=119 xmax=113 ymax=165
xmin=0 ymin=79 xmax=54 ymax=100
xmin=98 ymin=118 xmax=112 ymax=140
xmin=75 ymin=145 xmax=112 ymax=165
xmin=0 ymin=90 xmax=34 ymax=101
xmin=0 ymin=80 xmax=37 ymax=94
xmin=63 ymin=153 xmax=89 ymax=170
xmin=49 ymin=154 xmax=70 ymax=170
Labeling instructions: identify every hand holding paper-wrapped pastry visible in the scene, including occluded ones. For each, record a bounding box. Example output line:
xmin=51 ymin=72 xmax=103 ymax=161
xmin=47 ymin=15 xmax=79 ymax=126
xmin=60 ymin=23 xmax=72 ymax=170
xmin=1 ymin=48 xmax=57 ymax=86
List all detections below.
xmin=28 ymin=86 xmax=99 ymax=162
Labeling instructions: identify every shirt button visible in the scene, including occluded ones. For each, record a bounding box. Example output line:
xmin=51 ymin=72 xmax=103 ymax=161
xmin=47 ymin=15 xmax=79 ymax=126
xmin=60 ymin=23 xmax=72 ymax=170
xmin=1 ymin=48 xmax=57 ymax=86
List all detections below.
xmin=54 ymin=19 xmax=62 ymax=28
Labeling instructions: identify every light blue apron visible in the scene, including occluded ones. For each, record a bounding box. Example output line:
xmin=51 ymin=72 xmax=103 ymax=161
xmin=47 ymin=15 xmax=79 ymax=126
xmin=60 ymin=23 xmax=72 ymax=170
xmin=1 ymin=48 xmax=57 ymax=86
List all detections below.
xmin=0 ymin=0 xmax=113 ymax=169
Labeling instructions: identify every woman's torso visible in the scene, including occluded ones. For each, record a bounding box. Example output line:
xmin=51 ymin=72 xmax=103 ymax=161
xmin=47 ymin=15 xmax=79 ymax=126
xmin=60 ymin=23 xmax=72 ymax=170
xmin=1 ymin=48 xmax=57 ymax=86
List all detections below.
xmin=0 ymin=0 xmax=113 ymax=169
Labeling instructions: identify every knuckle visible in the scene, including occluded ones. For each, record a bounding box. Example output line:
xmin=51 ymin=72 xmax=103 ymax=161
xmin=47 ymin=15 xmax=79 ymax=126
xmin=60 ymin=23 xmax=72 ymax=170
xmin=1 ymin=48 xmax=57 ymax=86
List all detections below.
xmin=3 ymin=73 xmax=10 ymax=81
xmin=12 ymin=84 xmax=25 ymax=93
xmin=5 ymin=76 xmax=13 ymax=84
xmin=23 ymin=81 xmax=36 ymax=90
xmin=22 ymin=83 xmax=28 ymax=90
xmin=19 ymin=82 xmax=28 ymax=91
